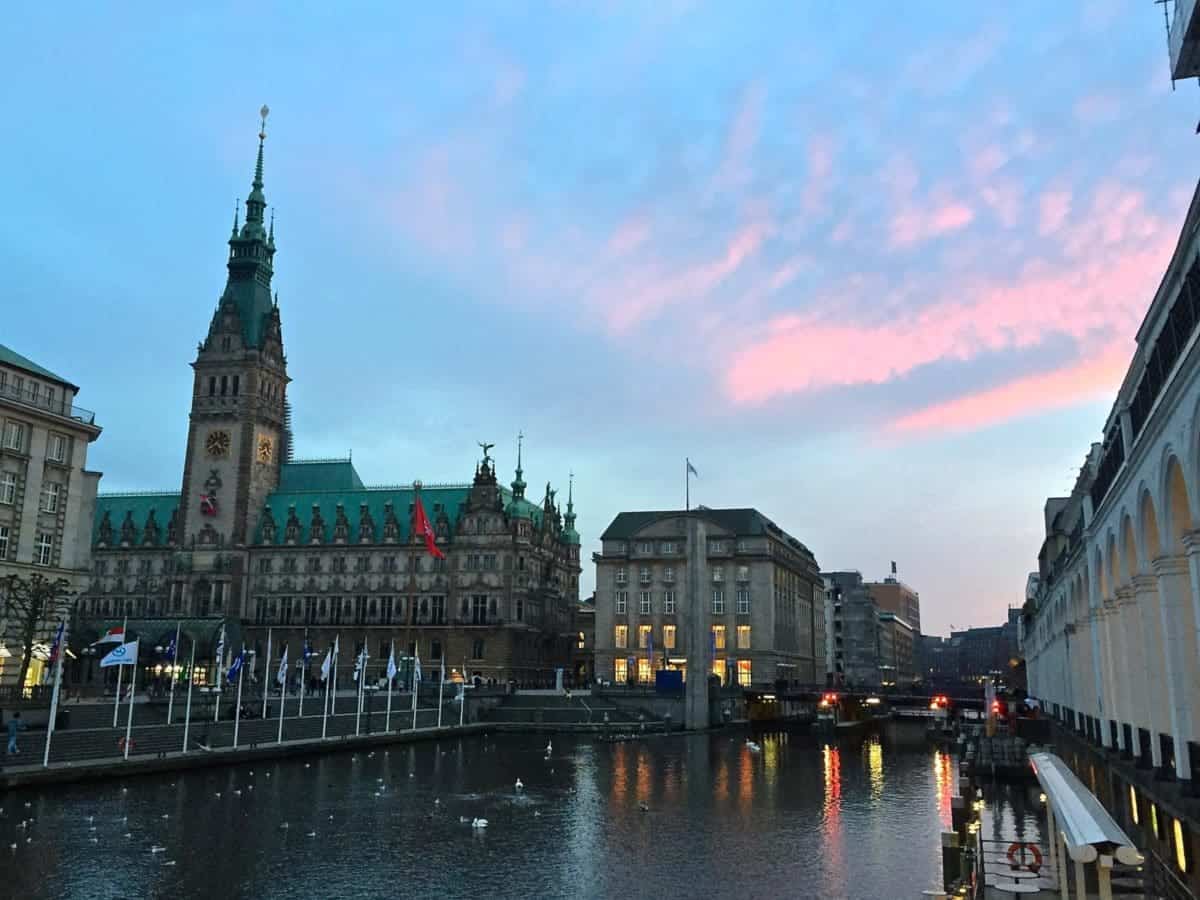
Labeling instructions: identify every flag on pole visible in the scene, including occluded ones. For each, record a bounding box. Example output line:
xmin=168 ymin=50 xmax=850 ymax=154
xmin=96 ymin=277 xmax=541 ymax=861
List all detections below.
xmin=227 ymin=648 xmax=245 ymax=683
xmin=165 ymin=635 xmax=177 ymax=662
xmin=303 ymin=638 xmax=314 ymax=664
xmin=413 ymin=652 xmax=422 ymax=685
xmin=48 ymin=620 xmax=65 ymax=666
xmin=215 ymin=624 xmax=226 ymax=669
xmin=277 ymin=646 xmax=289 ymax=686
xmin=320 ymin=647 xmax=332 ymax=682
xmin=412 ymin=494 xmax=445 ymax=559
xmin=687 ymin=459 xmax=698 ymax=477
xmin=92 ymin=625 xmax=125 ymax=646
xmin=100 ymin=640 xmax=139 ymax=667
xmin=386 ymin=644 xmax=397 ymax=682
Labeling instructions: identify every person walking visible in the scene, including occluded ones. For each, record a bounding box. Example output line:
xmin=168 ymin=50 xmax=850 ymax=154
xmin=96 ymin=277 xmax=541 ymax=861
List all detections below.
xmin=7 ymin=712 xmax=27 ymax=754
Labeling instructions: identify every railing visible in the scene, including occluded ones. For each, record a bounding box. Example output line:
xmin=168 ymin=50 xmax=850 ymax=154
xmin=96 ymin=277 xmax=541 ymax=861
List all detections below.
xmin=0 ymin=382 xmax=95 ymax=425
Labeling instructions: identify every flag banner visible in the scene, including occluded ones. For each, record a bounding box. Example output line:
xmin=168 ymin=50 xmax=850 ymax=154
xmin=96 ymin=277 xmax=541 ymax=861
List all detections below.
xmin=165 ymin=635 xmax=177 ymax=662
xmin=100 ymin=640 xmax=139 ymax=668
xmin=647 ymin=634 xmax=654 ymax=660
xmin=303 ymin=639 xmax=313 ymax=662
xmin=48 ymin=621 xmax=65 ymax=665
xmin=320 ymin=648 xmax=332 ymax=681
xmin=215 ymin=624 xmax=226 ymax=667
xmin=92 ymin=625 xmax=125 ymax=646
xmin=687 ymin=459 xmax=698 ymax=477
xmin=413 ymin=653 xmax=422 ymax=684
xmin=412 ymin=495 xmax=446 ymax=559
xmin=277 ymin=646 xmax=289 ymax=686
xmin=352 ymin=648 xmax=363 ymax=683
xmin=386 ymin=646 xmax=397 ymax=682
xmin=227 ymin=649 xmax=245 ymax=683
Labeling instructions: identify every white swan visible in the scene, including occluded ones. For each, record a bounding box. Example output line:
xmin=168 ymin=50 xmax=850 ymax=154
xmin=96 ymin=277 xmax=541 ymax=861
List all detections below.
xmin=545 ymin=740 xmax=553 ymax=755
xmin=471 ymin=818 xmax=488 ymax=829
xmin=150 ymin=846 xmax=166 ymax=854
xmin=515 ymin=778 xmax=524 ymax=791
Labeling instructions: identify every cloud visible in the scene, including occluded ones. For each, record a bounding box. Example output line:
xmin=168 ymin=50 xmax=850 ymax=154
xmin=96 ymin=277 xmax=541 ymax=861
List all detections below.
xmin=890 ymin=200 xmax=975 ymax=248
xmin=1038 ymin=189 xmax=1071 ymax=236
xmin=802 ymin=134 xmax=836 ymax=214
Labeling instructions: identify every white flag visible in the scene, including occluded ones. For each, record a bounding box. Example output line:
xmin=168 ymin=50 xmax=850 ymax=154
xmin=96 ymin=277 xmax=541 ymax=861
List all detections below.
xmin=413 ymin=652 xmax=422 ymax=684
xmin=386 ymin=644 xmax=397 ymax=682
xmin=277 ymin=646 xmax=289 ymax=686
xmin=100 ymin=640 xmax=139 ymax=668
xmin=320 ymin=648 xmax=332 ymax=682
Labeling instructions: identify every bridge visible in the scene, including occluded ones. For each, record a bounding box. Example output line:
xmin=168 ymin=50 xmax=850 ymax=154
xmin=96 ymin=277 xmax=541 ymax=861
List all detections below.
xmin=757 ymin=683 xmax=988 ymax=711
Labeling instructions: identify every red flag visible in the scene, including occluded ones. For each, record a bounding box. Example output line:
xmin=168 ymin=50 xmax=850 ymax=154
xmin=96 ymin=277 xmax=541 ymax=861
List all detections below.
xmin=413 ymin=494 xmax=445 ymax=559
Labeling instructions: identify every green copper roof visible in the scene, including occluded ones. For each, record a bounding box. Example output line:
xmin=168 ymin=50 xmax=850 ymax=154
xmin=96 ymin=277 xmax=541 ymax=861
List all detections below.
xmin=504 ymin=496 xmax=539 ymax=520
xmin=93 ymin=492 xmax=179 ymax=546
xmin=560 ymin=526 xmax=580 ymax=545
xmin=0 ymin=343 xmax=76 ymax=389
xmin=277 ymin=459 xmax=364 ymax=493
xmin=256 ymin=485 xmax=471 ymax=545
xmin=219 ymin=125 xmax=276 ymax=349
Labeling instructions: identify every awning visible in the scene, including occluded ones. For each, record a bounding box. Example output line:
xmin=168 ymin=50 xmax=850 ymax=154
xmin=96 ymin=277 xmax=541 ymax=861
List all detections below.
xmin=1029 ymin=752 xmax=1143 ymax=865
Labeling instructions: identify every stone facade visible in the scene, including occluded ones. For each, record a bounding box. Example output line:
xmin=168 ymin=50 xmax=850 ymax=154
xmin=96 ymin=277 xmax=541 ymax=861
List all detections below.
xmin=594 ymin=508 xmax=824 ymax=689
xmin=72 ymin=121 xmax=580 ymax=692
xmin=0 ymin=345 xmax=103 ymax=687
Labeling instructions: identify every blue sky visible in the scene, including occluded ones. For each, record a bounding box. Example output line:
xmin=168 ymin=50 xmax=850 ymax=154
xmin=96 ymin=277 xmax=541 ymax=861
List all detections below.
xmin=3 ymin=2 xmax=1196 ymax=634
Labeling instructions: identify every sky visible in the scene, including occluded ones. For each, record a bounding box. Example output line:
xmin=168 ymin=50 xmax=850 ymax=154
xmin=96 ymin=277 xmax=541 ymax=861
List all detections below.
xmin=2 ymin=2 xmax=1197 ymax=636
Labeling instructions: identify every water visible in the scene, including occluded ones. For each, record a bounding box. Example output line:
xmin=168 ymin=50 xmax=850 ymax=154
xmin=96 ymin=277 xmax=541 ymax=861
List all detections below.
xmin=2 ymin=733 xmax=957 ymax=900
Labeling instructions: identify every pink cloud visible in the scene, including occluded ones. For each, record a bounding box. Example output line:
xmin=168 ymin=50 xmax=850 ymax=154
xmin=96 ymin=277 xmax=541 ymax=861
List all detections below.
xmin=802 ymin=135 xmax=836 ymax=214
xmin=1073 ymin=92 xmax=1121 ymax=124
xmin=886 ymin=343 xmax=1130 ymax=434
xmin=1038 ymin=189 xmax=1072 ymax=236
xmin=970 ymin=145 xmax=1009 ymax=178
xmin=980 ymin=180 xmax=1022 ymax=228
xmin=608 ymin=216 xmax=651 ymax=255
xmin=890 ymin=200 xmax=974 ymax=247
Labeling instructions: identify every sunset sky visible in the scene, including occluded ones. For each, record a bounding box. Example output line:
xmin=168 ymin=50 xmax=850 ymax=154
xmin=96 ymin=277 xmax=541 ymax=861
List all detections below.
xmin=3 ymin=3 xmax=1197 ymax=634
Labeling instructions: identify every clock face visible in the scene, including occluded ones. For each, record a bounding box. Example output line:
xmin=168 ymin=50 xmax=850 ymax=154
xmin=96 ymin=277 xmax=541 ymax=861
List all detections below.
xmin=205 ymin=430 xmax=231 ymax=458
xmin=257 ymin=434 xmax=274 ymax=464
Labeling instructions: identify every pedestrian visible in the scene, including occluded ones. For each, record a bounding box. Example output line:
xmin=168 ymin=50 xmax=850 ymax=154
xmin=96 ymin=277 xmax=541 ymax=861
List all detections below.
xmin=7 ymin=712 xmax=27 ymax=754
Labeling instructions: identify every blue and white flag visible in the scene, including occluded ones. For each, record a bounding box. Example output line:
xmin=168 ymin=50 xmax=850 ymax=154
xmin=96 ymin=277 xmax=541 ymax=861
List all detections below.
xmin=226 ymin=648 xmax=245 ymax=683
xmin=302 ymin=638 xmax=314 ymax=663
xmin=277 ymin=645 xmax=289 ymax=686
xmin=320 ymin=647 xmax=332 ymax=682
xmin=165 ymin=635 xmax=177 ymax=662
xmin=412 ymin=652 xmax=422 ymax=685
xmin=100 ymin=640 xmax=139 ymax=668
xmin=353 ymin=646 xmax=368 ymax=683
xmin=386 ymin=644 xmax=397 ymax=682
xmin=215 ymin=623 xmax=226 ymax=668
xmin=48 ymin=620 xmax=65 ymax=666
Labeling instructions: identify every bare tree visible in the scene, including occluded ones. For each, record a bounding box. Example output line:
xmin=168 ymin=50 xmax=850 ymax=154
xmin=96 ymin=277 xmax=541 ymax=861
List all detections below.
xmin=1 ymin=572 xmax=73 ymax=691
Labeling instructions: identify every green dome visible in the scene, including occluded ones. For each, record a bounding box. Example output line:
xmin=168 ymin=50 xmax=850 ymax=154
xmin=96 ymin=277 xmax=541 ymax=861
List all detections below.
xmin=505 ymin=497 xmax=539 ymax=520
xmin=560 ymin=526 xmax=580 ymax=545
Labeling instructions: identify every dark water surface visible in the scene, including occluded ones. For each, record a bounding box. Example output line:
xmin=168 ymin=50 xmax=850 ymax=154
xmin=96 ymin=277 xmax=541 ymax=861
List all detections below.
xmin=2 ymin=732 xmax=956 ymax=899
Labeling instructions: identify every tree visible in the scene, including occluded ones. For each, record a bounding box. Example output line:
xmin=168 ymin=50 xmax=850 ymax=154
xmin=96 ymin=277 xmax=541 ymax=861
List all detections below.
xmin=0 ymin=572 xmax=73 ymax=692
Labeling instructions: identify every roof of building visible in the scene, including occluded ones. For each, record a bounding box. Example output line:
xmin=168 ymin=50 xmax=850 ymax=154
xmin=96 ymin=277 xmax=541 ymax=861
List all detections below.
xmin=93 ymin=492 xmax=180 ymax=546
xmin=0 ymin=343 xmax=76 ymax=389
xmin=601 ymin=508 xmax=814 ymax=557
xmin=277 ymin=459 xmax=365 ymax=492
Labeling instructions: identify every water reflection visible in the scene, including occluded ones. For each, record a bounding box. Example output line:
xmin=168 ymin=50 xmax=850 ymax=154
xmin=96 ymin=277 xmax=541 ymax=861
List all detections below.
xmin=934 ymin=749 xmax=953 ymax=828
xmin=5 ymin=733 xmax=954 ymax=900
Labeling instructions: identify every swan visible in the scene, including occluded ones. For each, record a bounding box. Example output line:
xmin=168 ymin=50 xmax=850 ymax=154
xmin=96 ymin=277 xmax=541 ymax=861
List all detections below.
xmin=515 ymin=778 xmax=524 ymax=791
xmin=307 ymin=831 xmax=316 ymax=838
xmin=279 ymin=822 xmax=289 ymax=830
xmin=150 ymin=846 xmax=166 ymax=854
xmin=471 ymin=818 xmax=488 ymax=829
xmin=545 ymin=740 xmax=553 ymax=755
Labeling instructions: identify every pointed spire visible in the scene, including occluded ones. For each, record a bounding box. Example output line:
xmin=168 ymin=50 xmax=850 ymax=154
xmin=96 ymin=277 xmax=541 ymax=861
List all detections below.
xmin=268 ymin=208 xmax=275 ymax=246
xmin=511 ymin=430 xmax=526 ymax=499
xmin=244 ymin=105 xmax=269 ymax=231
xmin=567 ymin=471 xmax=574 ymax=515
xmin=231 ymin=200 xmax=240 ymax=239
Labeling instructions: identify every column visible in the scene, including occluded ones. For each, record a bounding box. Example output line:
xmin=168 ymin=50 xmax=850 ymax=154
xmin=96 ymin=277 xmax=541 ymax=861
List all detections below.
xmin=1089 ymin=606 xmax=1111 ymax=747
xmin=1181 ymin=531 xmax=1200 ymax=751
xmin=683 ymin=516 xmax=708 ymax=731
xmin=1113 ymin=588 xmax=1137 ymax=753
xmin=1152 ymin=555 xmax=1195 ymax=782
xmin=1132 ymin=574 xmax=1165 ymax=768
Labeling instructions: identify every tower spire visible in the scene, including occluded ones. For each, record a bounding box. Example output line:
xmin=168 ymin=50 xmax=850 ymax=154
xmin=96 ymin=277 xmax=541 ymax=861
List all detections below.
xmin=231 ymin=200 xmax=240 ymax=238
xmin=244 ymin=105 xmax=269 ymax=231
xmin=511 ymin=430 xmax=526 ymax=500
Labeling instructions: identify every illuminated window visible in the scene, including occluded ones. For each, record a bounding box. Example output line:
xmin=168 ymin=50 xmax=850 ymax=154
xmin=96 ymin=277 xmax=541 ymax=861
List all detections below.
xmin=712 ymin=658 xmax=727 ymax=683
xmin=1129 ymin=785 xmax=1140 ymax=826
xmin=712 ymin=567 xmax=724 ymax=582
xmin=736 ymin=659 xmax=753 ymax=686
xmin=614 ymin=658 xmax=628 ymax=682
xmin=1151 ymin=803 xmax=1160 ymax=840
xmin=637 ymin=658 xmax=652 ymax=683
xmin=737 ymin=625 xmax=751 ymax=649
xmin=638 ymin=625 xmax=652 ymax=649
xmin=663 ymin=624 xmax=676 ymax=650
xmin=1174 ymin=818 xmax=1189 ymax=873
xmin=614 ymin=625 xmax=628 ymax=649
xmin=577 ymin=631 xmax=585 ymax=650
xmin=712 ymin=625 xmax=726 ymax=650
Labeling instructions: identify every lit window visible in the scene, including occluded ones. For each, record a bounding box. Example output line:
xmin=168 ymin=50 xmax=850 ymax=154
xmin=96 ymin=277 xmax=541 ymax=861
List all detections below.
xmin=615 ymin=591 xmax=627 ymax=614
xmin=712 ymin=625 xmax=726 ymax=650
xmin=637 ymin=658 xmax=652 ymax=683
xmin=737 ymin=625 xmax=751 ymax=649
xmin=1151 ymin=803 xmax=1159 ymax=839
xmin=736 ymin=659 xmax=752 ymax=686
xmin=614 ymin=625 xmax=628 ymax=649
xmin=712 ymin=590 xmax=725 ymax=614
xmin=0 ymin=472 xmax=15 ymax=504
xmin=614 ymin=658 xmax=628 ymax=683
xmin=737 ymin=589 xmax=750 ymax=614
xmin=35 ymin=532 xmax=52 ymax=566
xmin=638 ymin=624 xmax=652 ymax=649
xmin=664 ymin=566 xmax=674 ymax=583
xmin=1174 ymin=818 xmax=1189 ymax=873
xmin=615 ymin=567 xmax=627 ymax=585
xmin=663 ymin=624 xmax=676 ymax=650
xmin=0 ymin=525 xmax=8 ymax=559
xmin=639 ymin=591 xmax=652 ymax=614
xmin=47 ymin=434 xmax=67 ymax=462
xmin=712 ymin=658 xmax=727 ymax=683
xmin=4 ymin=422 xmax=26 ymax=451
xmin=663 ymin=590 xmax=676 ymax=614
xmin=39 ymin=482 xmax=60 ymax=513
xmin=576 ymin=631 xmax=585 ymax=650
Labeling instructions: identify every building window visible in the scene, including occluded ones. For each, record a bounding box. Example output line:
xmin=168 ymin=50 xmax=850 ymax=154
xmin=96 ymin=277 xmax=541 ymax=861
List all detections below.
xmin=576 ymin=631 xmax=586 ymax=650
xmin=712 ymin=657 xmax=726 ymax=683
xmin=614 ymin=658 xmax=628 ymax=683
xmin=471 ymin=594 xmax=488 ymax=625
xmin=515 ymin=597 xmax=524 ymax=621
xmin=258 ymin=557 xmax=272 ymax=574
xmin=663 ymin=591 xmax=676 ymax=614
xmin=709 ymin=540 xmax=725 ymax=554
xmin=638 ymin=624 xmax=652 ymax=649
xmin=34 ymin=532 xmax=52 ymax=566
xmin=736 ymin=659 xmax=753 ymax=686
xmin=712 ymin=590 xmax=724 ymax=615
xmin=736 ymin=565 xmax=749 ymax=582
xmin=38 ymin=482 xmax=60 ymax=513
xmin=615 ymin=591 xmax=627 ymax=614
xmin=47 ymin=434 xmax=67 ymax=463
xmin=737 ymin=589 xmax=750 ymax=615
xmin=1173 ymin=818 xmax=1189 ymax=873
xmin=662 ymin=542 xmax=676 ymax=554
xmin=4 ymin=422 xmax=26 ymax=451
xmin=639 ymin=591 xmax=652 ymax=615
xmin=663 ymin=566 xmax=674 ymax=583
xmin=736 ymin=540 xmax=748 ymax=552
xmin=614 ymin=625 xmax=628 ymax=649
xmin=639 ymin=567 xmax=651 ymax=584
xmin=0 ymin=525 xmax=8 ymax=559
xmin=637 ymin=658 xmax=652 ymax=684
xmin=712 ymin=625 xmax=726 ymax=650
xmin=45 ymin=387 xmax=55 ymax=410
xmin=712 ymin=567 xmax=724 ymax=582
xmin=615 ymin=567 xmax=627 ymax=585
xmin=737 ymin=625 xmax=751 ymax=649
xmin=472 ymin=639 xmax=485 ymax=660
xmin=663 ymin=624 xmax=676 ymax=650
xmin=430 ymin=595 xmax=446 ymax=625
xmin=0 ymin=472 xmax=14 ymax=504
xmin=638 ymin=541 xmax=653 ymax=554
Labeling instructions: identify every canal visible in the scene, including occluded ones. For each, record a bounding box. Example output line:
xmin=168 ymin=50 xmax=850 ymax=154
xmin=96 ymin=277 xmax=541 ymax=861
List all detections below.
xmin=3 ymin=732 xmax=959 ymax=899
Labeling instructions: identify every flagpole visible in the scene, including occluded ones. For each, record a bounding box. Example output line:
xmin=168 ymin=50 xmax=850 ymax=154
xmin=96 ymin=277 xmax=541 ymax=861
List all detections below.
xmin=437 ymin=655 xmax=445 ymax=728
xmin=411 ymin=653 xmax=420 ymax=730
xmin=298 ymin=629 xmax=307 ymax=719
xmin=233 ymin=646 xmax=245 ymax=749
xmin=385 ymin=640 xmax=394 ymax=732
xmin=459 ymin=656 xmax=466 ymax=727
xmin=214 ymin=621 xmax=225 ymax=723
xmin=43 ymin=625 xmax=65 ymax=768
xmin=685 ymin=457 xmax=689 ymax=510
xmin=182 ymin=639 xmax=195 ymax=753
xmin=261 ymin=627 xmax=272 ymax=718
xmin=321 ymin=642 xmax=332 ymax=740
xmin=123 ymin=660 xmax=138 ymax=761
xmin=331 ymin=635 xmax=339 ymax=717
xmin=166 ymin=620 xmax=181 ymax=725
xmin=277 ymin=644 xmax=287 ymax=744
xmin=355 ymin=637 xmax=365 ymax=737
xmin=112 ymin=615 xmax=127 ymax=727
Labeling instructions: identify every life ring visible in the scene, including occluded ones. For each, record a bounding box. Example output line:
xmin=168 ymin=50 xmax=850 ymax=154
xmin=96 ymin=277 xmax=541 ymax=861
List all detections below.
xmin=1007 ymin=841 xmax=1042 ymax=873
xmin=118 ymin=736 xmax=134 ymax=753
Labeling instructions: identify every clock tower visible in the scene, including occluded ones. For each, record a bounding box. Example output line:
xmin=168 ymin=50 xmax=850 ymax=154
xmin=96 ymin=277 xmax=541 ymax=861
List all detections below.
xmin=180 ymin=107 xmax=289 ymax=551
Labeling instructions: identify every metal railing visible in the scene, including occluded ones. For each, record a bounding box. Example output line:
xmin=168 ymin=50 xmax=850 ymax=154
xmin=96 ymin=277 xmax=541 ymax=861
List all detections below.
xmin=0 ymin=382 xmax=95 ymax=425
